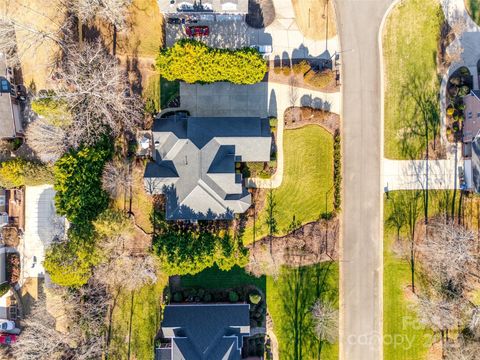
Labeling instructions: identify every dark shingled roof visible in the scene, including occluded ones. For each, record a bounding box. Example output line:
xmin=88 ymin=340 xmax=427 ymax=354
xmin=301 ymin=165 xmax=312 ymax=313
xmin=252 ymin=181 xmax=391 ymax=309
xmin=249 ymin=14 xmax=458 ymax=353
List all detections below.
xmin=144 ymin=115 xmax=271 ymax=220
xmin=160 ymin=304 xmax=250 ymax=360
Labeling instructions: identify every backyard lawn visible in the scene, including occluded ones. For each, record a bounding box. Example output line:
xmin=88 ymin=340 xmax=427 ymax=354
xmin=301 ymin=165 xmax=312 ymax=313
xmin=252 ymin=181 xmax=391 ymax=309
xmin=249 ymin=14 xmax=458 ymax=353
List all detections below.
xmin=383 ymin=0 xmax=444 ymax=159
xmin=383 ymin=190 xmax=460 ymax=359
xmin=267 ymin=262 xmax=339 ymax=360
xmin=465 ymin=0 xmax=480 ymax=25
xmin=109 ymin=275 xmax=168 ymax=360
xmin=117 ymin=0 xmax=164 ymax=57
xmin=244 ymin=125 xmax=334 ymax=243
xmin=291 ymin=0 xmax=337 ymax=40
xmin=180 ymin=265 xmax=266 ymax=294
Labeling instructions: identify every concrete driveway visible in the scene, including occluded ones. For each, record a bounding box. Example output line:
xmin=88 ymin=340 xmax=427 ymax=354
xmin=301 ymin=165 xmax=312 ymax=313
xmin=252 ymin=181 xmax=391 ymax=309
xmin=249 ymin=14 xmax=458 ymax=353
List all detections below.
xmin=166 ymin=0 xmax=339 ymax=60
xmin=19 ymin=185 xmax=64 ymax=284
xmin=335 ymin=0 xmax=394 ymax=359
xmin=180 ymin=81 xmax=340 ymax=118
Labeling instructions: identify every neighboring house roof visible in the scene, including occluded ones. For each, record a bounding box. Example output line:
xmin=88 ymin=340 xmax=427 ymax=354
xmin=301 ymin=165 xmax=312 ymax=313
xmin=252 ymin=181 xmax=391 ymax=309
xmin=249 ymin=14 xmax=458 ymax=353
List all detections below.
xmin=157 ymin=0 xmax=248 ymax=14
xmin=0 ymin=53 xmax=21 ymax=139
xmin=144 ymin=115 xmax=271 ymax=220
xmin=160 ymin=304 xmax=250 ymax=360
xmin=463 ymin=91 xmax=480 ymax=143
xmin=472 ymin=137 xmax=480 ymax=193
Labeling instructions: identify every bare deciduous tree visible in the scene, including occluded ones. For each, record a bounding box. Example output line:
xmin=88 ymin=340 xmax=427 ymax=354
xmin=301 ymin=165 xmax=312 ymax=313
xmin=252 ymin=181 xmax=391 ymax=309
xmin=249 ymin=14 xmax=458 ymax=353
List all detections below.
xmin=71 ymin=0 xmax=133 ymax=30
xmin=11 ymin=297 xmax=69 ymax=360
xmin=311 ymin=299 xmax=338 ymax=345
xmin=102 ymin=159 xmax=132 ymax=198
xmin=417 ymin=295 xmax=467 ymax=357
xmin=0 ymin=1 xmax=70 ymax=66
xmin=94 ymin=253 xmax=159 ymax=292
xmin=52 ymin=41 xmax=143 ymax=146
xmin=445 ymin=337 xmax=480 ymax=360
xmin=418 ymin=222 xmax=475 ymax=291
xmin=25 ymin=118 xmax=67 ymax=163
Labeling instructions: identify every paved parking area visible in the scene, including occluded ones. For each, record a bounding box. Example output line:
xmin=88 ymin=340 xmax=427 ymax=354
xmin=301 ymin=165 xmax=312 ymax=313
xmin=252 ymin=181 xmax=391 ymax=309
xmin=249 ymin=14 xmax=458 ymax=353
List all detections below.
xmin=166 ymin=19 xmax=339 ymax=60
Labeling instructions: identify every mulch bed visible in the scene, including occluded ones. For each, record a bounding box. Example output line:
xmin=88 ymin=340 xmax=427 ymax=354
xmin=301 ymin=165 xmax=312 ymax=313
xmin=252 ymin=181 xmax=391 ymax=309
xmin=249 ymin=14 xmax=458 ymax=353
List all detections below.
xmin=284 ymin=106 xmax=340 ymax=134
xmin=246 ymin=217 xmax=339 ymax=276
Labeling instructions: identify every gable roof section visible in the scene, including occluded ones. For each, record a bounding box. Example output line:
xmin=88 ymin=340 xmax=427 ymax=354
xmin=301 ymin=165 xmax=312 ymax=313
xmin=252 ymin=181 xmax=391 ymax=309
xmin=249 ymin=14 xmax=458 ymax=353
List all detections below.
xmin=161 ymin=304 xmax=250 ymax=360
xmin=145 ymin=115 xmax=271 ymax=220
xmin=0 ymin=54 xmax=16 ymax=139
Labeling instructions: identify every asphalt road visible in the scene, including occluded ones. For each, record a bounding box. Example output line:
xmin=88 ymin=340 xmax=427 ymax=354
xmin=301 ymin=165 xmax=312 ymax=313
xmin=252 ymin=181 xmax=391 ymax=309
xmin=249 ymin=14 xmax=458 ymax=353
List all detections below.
xmin=334 ymin=1 xmax=394 ymax=359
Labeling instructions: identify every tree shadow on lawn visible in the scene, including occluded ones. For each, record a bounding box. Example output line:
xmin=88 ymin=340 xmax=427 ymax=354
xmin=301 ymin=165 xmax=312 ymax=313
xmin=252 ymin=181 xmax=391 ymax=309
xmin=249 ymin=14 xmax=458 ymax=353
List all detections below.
xmin=275 ymin=262 xmax=338 ymax=360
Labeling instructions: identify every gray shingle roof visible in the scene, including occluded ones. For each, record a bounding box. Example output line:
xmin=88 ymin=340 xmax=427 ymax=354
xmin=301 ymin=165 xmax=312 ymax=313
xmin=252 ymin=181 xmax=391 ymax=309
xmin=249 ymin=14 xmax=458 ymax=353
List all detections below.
xmin=0 ymin=54 xmax=16 ymax=139
xmin=145 ymin=115 xmax=271 ymax=220
xmin=160 ymin=304 xmax=250 ymax=360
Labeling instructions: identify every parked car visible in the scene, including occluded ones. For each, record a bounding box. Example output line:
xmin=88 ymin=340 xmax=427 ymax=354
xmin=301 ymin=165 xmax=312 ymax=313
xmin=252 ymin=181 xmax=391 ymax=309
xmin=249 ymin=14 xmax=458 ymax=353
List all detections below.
xmin=186 ymin=26 xmax=209 ymax=37
xmin=15 ymin=84 xmax=27 ymax=101
xmin=167 ymin=17 xmax=181 ymax=24
xmin=251 ymin=45 xmax=273 ymax=56
xmin=0 ymin=334 xmax=17 ymax=345
xmin=0 ymin=320 xmax=15 ymax=332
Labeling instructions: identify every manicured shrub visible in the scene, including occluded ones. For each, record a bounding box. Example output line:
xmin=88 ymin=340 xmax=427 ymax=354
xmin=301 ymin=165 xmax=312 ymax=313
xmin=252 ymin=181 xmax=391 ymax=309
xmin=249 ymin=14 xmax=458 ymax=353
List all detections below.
xmin=282 ymin=66 xmax=291 ymax=76
xmin=273 ymin=66 xmax=282 ymax=75
xmin=228 ymin=291 xmax=239 ymax=303
xmin=304 ymin=69 xmax=336 ymax=89
xmin=0 ymin=158 xmax=54 ymax=188
xmin=292 ymin=60 xmax=311 ymax=75
xmin=173 ymin=292 xmax=183 ymax=302
xmin=446 ymin=107 xmax=455 ymax=116
xmin=458 ymin=85 xmax=471 ymax=97
xmin=0 ymin=283 xmax=9 ymax=297
xmin=249 ymin=293 xmax=262 ymax=304
xmin=156 ymin=39 xmax=267 ymax=85
xmin=333 ymin=130 xmax=342 ymax=212
xmin=203 ymin=292 xmax=212 ymax=302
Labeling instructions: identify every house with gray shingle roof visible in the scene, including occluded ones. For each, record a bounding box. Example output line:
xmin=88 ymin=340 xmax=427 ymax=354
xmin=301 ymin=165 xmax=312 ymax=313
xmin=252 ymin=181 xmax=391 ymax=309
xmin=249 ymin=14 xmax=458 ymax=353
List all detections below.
xmin=0 ymin=54 xmax=23 ymax=140
xmin=156 ymin=304 xmax=250 ymax=360
xmin=158 ymin=0 xmax=248 ymax=15
xmin=144 ymin=114 xmax=271 ymax=220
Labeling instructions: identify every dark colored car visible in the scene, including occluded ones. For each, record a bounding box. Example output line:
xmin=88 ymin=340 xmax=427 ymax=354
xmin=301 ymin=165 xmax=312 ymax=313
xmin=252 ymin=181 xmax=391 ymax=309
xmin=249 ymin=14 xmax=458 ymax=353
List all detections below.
xmin=15 ymin=84 xmax=27 ymax=101
xmin=186 ymin=26 xmax=209 ymax=37
xmin=167 ymin=17 xmax=181 ymax=24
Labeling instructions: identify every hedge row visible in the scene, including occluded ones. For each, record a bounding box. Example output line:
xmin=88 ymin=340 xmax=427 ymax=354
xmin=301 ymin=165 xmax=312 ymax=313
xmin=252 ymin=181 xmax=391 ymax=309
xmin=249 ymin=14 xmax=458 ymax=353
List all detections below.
xmin=333 ymin=129 xmax=342 ymax=212
xmin=156 ymin=39 xmax=268 ymax=85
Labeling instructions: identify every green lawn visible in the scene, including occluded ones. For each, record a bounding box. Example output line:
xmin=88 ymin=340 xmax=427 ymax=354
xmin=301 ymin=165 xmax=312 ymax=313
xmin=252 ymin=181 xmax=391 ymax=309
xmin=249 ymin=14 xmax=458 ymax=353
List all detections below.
xmin=109 ymin=276 xmax=168 ymax=360
xmin=383 ymin=0 xmax=444 ymax=159
xmin=383 ymin=190 xmax=460 ymax=359
xmin=267 ymin=263 xmax=339 ymax=360
xmin=465 ymin=0 xmax=480 ymax=25
xmin=145 ymin=74 xmax=161 ymax=113
xmin=244 ymin=125 xmax=334 ymax=243
xmin=143 ymin=75 xmax=180 ymax=113
xmin=160 ymin=78 xmax=180 ymax=110
xmin=180 ymin=265 xmax=266 ymax=294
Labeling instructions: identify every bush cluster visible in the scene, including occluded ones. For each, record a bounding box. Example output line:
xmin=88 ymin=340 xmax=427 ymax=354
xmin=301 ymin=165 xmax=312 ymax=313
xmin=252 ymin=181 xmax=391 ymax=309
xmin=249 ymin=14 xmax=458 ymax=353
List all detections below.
xmin=0 ymin=158 xmax=54 ymax=188
xmin=53 ymin=140 xmax=112 ymax=225
xmin=153 ymin=226 xmax=248 ymax=276
xmin=333 ymin=130 xmax=342 ymax=212
xmin=155 ymin=39 xmax=268 ymax=85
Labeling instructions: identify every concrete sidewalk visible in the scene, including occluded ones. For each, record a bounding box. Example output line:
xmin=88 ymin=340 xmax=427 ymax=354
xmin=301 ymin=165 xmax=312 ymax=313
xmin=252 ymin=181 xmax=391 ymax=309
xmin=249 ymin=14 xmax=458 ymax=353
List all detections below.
xmin=383 ymin=158 xmax=462 ymax=191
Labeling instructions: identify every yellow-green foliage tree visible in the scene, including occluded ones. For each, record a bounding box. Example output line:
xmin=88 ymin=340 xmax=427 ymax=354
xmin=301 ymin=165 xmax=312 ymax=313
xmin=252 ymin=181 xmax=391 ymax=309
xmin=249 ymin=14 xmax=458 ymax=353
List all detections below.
xmin=44 ymin=230 xmax=101 ymax=288
xmin=0 ymin=158 xmax=54 ymax=188
xmin=156 ymin=39 xmax=268 ymax=85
